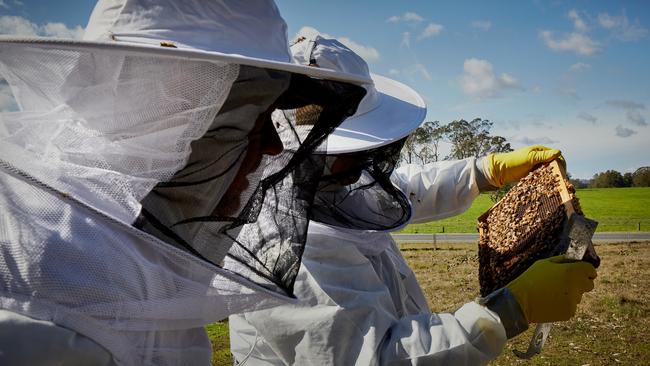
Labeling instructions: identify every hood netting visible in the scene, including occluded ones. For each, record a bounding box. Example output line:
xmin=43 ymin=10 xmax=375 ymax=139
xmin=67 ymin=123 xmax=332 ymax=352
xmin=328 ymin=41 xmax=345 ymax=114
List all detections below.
xmin=0 ymin=42 xmax=365 ymax=299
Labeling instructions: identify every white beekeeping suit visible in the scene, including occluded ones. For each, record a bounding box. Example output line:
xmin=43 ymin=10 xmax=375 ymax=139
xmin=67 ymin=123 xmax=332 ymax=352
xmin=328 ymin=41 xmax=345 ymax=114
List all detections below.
xmin=0 ymin=2 xmax=371 ymax=365
xmin=230 ymin=159 xmax=513 ymax=365
xmin=228 ymin=31 xmax=543 ymax=365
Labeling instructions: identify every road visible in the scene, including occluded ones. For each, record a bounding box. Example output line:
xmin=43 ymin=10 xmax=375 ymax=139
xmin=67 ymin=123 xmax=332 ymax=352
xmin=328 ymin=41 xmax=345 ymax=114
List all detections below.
xmin=391 ymin=232 xmax=650 ymax=243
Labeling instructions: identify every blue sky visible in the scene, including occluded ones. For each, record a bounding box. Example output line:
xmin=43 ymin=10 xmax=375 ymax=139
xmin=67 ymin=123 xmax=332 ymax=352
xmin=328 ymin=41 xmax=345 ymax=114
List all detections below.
xmin=1 ymin=0 xmax=648 ymax=179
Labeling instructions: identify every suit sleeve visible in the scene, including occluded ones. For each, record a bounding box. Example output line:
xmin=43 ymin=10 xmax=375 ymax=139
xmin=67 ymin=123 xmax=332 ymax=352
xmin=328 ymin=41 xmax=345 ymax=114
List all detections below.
xmin=391 ymin=158 xmax=481 ymax=224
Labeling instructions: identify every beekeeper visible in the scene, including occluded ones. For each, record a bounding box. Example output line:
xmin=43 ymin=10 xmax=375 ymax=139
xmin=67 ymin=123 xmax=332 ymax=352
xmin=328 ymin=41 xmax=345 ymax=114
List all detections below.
xmin=229 ymin=32 xmax=597 ymax=365
xmin=0 ymin=1 xmax=370 ymax=365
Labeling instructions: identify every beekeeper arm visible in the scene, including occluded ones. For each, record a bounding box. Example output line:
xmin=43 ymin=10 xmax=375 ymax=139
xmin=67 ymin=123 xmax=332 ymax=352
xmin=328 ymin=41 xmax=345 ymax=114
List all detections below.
xmin=231 ymin=234 xmax=519 ymax=366
xmin=380 ymin=255 xmax=597 ymax=365
xmin=391 ymin=157 xmax=483 ymax=223
xmin=391 ymin=146 xmax=563 ymax=224
xmin=379 ymin=301 xmax=509 ymax=365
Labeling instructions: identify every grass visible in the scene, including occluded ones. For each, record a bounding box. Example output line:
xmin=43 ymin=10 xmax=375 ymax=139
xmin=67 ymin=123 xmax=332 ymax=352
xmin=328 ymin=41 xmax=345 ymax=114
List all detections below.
xmin=205 ymin=321 xmax=230 ymax=365
xmin=208 ymin=241 xmax=650 ymax=365
xmin=400 ymin=187 xmax=650 ymax=233
xmin=403 ymin=242 xmax=650 ymax=365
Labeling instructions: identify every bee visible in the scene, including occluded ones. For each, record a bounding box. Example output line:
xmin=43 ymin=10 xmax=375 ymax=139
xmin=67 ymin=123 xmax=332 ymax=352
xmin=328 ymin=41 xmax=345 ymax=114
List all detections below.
xmin=160 ymin=41 xmax=177 ymax=48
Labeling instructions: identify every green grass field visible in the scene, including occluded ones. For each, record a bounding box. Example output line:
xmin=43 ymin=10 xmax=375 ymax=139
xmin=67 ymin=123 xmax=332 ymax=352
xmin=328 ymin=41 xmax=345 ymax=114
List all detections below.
xmin=400 ymin=187 xmax=650 ymax=233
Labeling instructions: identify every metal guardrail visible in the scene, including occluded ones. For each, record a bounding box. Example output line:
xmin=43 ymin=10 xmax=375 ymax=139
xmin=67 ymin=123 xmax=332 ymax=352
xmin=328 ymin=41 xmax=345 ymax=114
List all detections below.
xmin=392 ymin=232 xmax=650 ymax=243
xmin=402 ymin=219 xmax=650 ymax=234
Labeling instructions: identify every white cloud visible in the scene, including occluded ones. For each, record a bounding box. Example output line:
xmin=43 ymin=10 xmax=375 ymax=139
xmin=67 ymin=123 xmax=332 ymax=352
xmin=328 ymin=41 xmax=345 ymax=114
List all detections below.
xmin=458 ymin=58 xmax=520 ymax=99
xmin=413 ymin=64 xmax=431 ymax=80
xmin=295 ymin=26 xmax=380 ymax=63
xmin=598 ymin=13 xmax=618 ymax=29
xmin=530 ymin=119 xmax=550 ymax=130
xmin=568 ymin=9 xmax=589 ymax=32
xmin=336 ymin=36 xmax=380 ymax=62
xmin=560 ymin=88 xmax=580 ymax=100
xmin=606 ymin=99 xmax=645 ymax=110
xmin=539 ymin=30 xmax=600 ymax=55
xmin=502 ymin=120 xmax=521 ymax=130
xmin=471 ymin=20 xmax=492 ymax=31
xmin=387 ymin=12 xmax=424 ymax=24
xmin=598 ymin=12 xmax=648 ymax=41
xmin=13 ymin=0 xmax=24 ymax=5
xmin=627 ymin=110 xmax=647 ymax=126
xmin=577 ymin=112 xmax=597 ymax=124
xmin=531 ymin=85 xmax=542 ymax=94
xmin=521 ymin=121 xmax=648 ymax=179
xmin=401 ymin=31 xmax=411 ymax=48
xmin=0 ymin=81 xmax=17 ymax=112
xmin=42 ymin=22 xmax=84 ymax=39
xmin=604 ymin=99 xmax=647 ymax=127
xmin=391 ymin=64 xmax=431 ymax=81
xmin=0 ymin=15 xmax=38 ymax=36
xmin=418 ymin=23 xmax=443 ymax=40
xmin=518 ymin=136 xmax=559 ymax=145
xmin=615 ymin=125 xmax=637 ymax=137
xmin=569 ymin=62 xmax=591 ymax=72
xmin=0 ymin=15 xmax=84 ymax=39
xmin=0 ymin=0 xmax=8 ymax=9
xmin=499 ymin=73 xmax=518 ymax=87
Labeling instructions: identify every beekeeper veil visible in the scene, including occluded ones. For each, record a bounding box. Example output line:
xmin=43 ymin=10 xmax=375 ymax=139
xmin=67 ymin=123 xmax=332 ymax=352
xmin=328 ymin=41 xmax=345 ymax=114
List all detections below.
xmin=283 ymin=30 xmax=427 ymax=231
xmin=0 ymin=0 xmax=367 ymax=306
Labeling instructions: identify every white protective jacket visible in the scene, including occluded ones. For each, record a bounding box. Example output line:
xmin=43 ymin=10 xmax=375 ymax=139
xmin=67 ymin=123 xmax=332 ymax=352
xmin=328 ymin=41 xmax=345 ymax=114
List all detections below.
xmin=229 ymin=158 xmax=509 ymax=365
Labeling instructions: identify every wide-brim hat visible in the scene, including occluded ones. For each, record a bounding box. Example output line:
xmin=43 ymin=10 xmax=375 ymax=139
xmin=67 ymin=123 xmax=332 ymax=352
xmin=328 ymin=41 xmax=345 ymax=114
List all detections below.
xmin=329 ymin=73 xmax=426 ymax=153
xmin=0 ymin=0 xmax=370 ymax=86
xmin=291 ymin=30 xmax=427 ymax=154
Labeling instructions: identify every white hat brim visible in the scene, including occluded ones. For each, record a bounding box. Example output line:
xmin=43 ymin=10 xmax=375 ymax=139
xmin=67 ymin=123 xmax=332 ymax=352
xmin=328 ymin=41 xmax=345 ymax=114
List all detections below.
xmin=326 ymin=74 xmax=427 ymax=154
xmin=0 ymin=37 xmax=371 ymax=86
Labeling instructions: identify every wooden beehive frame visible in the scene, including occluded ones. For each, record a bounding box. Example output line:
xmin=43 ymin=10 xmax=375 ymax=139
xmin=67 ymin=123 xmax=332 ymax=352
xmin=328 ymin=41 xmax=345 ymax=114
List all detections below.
xmin=478 ymin=159 xmax=576 ymax=238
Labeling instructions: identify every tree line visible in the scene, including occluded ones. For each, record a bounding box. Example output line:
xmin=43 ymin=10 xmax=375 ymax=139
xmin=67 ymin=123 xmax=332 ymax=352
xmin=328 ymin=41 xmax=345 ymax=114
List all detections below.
xmin=400 ymin=118 xmax=512 ymax=165
xmin=581 ymin=167 xmax=650 ymax=188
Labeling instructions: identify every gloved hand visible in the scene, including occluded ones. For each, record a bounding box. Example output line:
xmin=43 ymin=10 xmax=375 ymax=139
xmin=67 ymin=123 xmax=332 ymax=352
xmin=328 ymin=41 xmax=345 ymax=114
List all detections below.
xmin=506 ymin=256 xmax=597 ymax=323
xmin=484 ymin=145 xmax=563 ymax=187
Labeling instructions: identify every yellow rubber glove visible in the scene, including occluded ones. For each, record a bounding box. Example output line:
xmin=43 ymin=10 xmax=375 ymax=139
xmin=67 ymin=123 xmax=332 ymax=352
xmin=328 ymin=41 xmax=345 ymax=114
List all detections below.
xmin=506 ymin=256 xmax=597 ymax=323
xmin=484 ymin=145 xmax=563 ymax=187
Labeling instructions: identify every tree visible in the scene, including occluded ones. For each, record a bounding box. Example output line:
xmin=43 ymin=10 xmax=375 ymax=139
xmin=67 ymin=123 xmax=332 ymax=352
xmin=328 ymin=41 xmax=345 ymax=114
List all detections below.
xmin=415 ymin=121 xmax=445 ymax=164
xmin=444 ymin=118 xmax=511 ymax=159
xmin=623 ymin=172 xmax=633 ymax=187
xmin=400 ymin=117 xmax=514 ymax=202
xmin=590 ymin=170 xmax=626 ymax=188
xmin=400 ymin=121 xmax=445 ymax=165
xmin=441 ymin=118 xmax=513 ymax=202
xmin=568 ymin=172 xmax=589 ymax=189
xmin=632 ymin=167 xmax=650 ymax=187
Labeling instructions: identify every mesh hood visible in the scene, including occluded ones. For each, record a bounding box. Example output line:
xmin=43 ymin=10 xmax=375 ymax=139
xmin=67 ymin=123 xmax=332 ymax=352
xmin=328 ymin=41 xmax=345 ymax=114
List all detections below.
xmin=310 ymin=138 xmax=412 ymax=231
xmin=273 ymin=101 xmax=411 ymax=232
xmin=0 ymin=39 xmax=365 ymax=319
xmin=0 ymin=42 xmax=239 ymax=223
xmin=138 ymin=67 xmax=366 ymax=294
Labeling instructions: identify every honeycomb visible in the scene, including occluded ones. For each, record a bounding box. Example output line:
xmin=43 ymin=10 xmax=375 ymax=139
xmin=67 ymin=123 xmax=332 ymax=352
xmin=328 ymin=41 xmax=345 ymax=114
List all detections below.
xmin=477 ymin=160 xmax=583 ymax=296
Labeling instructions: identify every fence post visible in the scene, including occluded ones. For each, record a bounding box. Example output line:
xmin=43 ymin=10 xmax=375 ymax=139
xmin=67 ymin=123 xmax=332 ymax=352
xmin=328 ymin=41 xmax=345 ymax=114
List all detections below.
xmin=442 ymin=226 xmax=445 ymax=233
xmin=639 ymin=222 xmax=642 ymax=231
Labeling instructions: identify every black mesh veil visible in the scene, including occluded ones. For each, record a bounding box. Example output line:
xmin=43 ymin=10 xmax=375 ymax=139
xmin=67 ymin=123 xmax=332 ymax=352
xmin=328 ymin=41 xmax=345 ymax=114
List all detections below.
xmin=273 ymin=101 xmax=412 ymax=232
xmin=137 ymin=66 xmax=366 ymax=296
xmin=310 ymin=138 xmax=412 ymax=231
xmin=283 ymin=33 xmax=416 ymax=233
